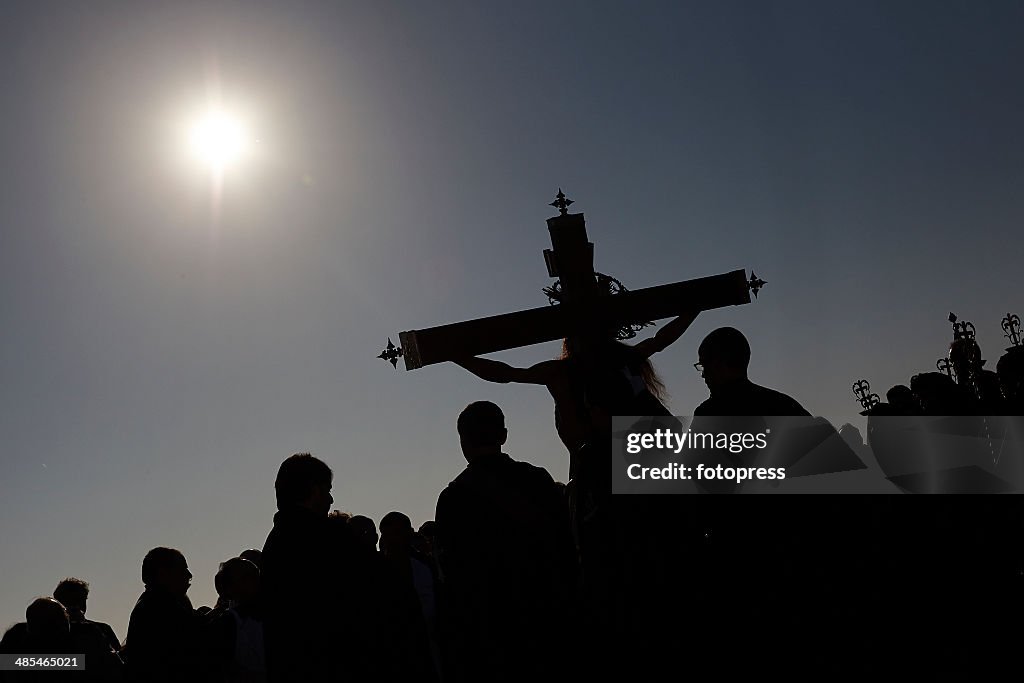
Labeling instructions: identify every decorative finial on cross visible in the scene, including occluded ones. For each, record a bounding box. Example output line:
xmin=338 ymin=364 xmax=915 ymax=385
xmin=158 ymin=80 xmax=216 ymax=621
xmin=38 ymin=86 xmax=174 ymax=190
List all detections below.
xmin=747 ymin=272 xmax=767 ymax=299
xmin=948 ymin=312 xmax=976 ymax=341
xmin=1002 ymin=313 xmax=1022 ymax=350
xmin=377 ymin=338 xmax=404 ymax=368
xmin=549 ymin=188 xmax=574 ymax=216
xmin=936 ymin=357 xmax=956 ymax=381
xmin=852 ymin=379 xmax=880 ymax=414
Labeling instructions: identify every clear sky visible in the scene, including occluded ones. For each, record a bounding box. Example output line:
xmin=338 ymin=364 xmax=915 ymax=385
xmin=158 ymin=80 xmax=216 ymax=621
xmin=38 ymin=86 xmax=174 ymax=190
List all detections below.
xmin=2 ymin=1 xmax=1021 ymax=637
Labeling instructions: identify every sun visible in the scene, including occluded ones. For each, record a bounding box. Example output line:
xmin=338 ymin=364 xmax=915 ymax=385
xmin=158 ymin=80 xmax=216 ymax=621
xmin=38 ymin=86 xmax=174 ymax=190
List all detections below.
xmin=188 ymin=109 xmax=249 ymax=171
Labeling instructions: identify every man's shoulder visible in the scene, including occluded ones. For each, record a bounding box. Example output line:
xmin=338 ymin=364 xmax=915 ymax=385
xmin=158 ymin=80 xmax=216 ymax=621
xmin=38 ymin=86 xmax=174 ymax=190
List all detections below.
xmin=438 ymin=456 xmax=556 ymax=512
xmin=130 ymin=590 xmax=182 ymax=619
xmin=506 ymin=457 xmax=556 ymax=486
xmin=86 ymin=619 xmax=121 ymax=647
xmin=749 ymin=382 xmax=810 ymax=415
xmin=130 ymin=589 xmax=155 ymax=612
xmin=261 ymin=520 xmax=284 ymax=554
xmin=470 ymin=455 xmax=555 ymax=487
xmin=436 ymin=473 xmax=466 ymax=518
xmin=694 ymin=383 xmax=809 ymax=417
xmin=0 ymin=623 xmax=29 ymax=651
xmin=263 ymin=510 xmax=325 ymax=551
xmin=440 ymin=466 xmax=472 ymax=497
xmin=127 ymin=592 xmax=155 ymax=633
xmin=70 ymin=621 xmax=115 ymax=652
xmin=83 ymin=618 xmax=115 ymax=630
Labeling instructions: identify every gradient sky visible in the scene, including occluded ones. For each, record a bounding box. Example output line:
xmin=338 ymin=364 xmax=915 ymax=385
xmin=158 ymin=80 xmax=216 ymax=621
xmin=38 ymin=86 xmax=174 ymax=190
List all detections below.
xmin=2 ymin=1 xmax=1022 ymax=637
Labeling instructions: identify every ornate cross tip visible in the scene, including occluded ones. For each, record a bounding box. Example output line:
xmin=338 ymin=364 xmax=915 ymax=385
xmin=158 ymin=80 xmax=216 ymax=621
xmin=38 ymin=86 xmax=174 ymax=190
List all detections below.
xmin=948 ymin=312 xmax=976 ymax=341
xmin=936 ymin=357 xmax=956 ymax=380
xmin=851 ymin=379 xmax=880 ymax=413
xmin=549 ymin=188 xmax=574 ymax=216
xmin=1002 ymin=313 xmax=1022 ymax=349
xmin=747 ymin=272 xmax=767 ymax=298
xmin=377 ymin=338 xmax=404 ymax=369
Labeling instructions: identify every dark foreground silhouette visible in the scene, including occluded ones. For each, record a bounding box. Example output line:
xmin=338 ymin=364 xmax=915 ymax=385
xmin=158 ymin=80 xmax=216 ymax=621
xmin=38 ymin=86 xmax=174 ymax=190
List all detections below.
xmin=3 ymin=325 xmax=1023 ymax=680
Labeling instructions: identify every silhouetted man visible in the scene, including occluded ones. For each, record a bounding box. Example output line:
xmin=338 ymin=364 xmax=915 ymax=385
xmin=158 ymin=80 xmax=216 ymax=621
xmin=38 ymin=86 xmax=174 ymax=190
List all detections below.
xmin=998 ymin=348 xmax=1024 ymax=413
xmin=261 ymin=453 xmax=343 ymax=681
xmin=436 ymin=401 xmax=576 ymax=682
xmin=0 ymin=598 xmax=88 ymax=682
xmin=886 ymin=384 xmax=922 ymax=414
xmin=379 ymin=511 xmax=440 ymax=682
xmin=0 ymin=598 xmax=73 ymax=653
xmin=239 ymin=548 xmax=263 ymax=571
xmin=347 ymin=515 xmax=379 ymax=554
xmin=694 ymin=327 xmax=810 ymax=416
xmin=691 ymin=328 xmax=897 ymax=674
xmin=688 ymin=326 xmax=811 ymax=497
xmin=911 ymin=371 xmax=966 ymax=414
xmin=54 ymin=577 xmax=121 ymax=653
xmin=49 ymin=578 xmax=126 ymax=680
xmin=204 ymin=557 xmax=266 ymax=682
xmin=125 ymin=547 xmax=202 ymax=682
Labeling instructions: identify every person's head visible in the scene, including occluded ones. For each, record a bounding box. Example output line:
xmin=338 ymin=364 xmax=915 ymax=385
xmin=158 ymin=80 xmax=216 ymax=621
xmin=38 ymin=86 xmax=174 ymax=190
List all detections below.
xmin=886 ymin=384 xmax=921 ymax=414
xmin=697 ymin=327 xmax=750 ymax=392
xmin=417 ymin=520 xmax=437 ymax=553
xmin=379 ymin=511 xmax=413 ymax=556
xmin=26 ymin=597 xmax=70 ymax=638
xmin=239 ymin=548 xmax=263 ymax=570
xmin=328 ymin=510 xmax=353 ymax=523
xmin=997 ymin=348 xmax=1024 ymax=402
xmin=348 ymin=515 xmax=379 ymax=552
xmin=410 ymin=532 xmax=429 ymax=556
xmin=326 ymin=510 xmax=356 ymax=548
xmin=141 ymin=547 xmax=192 ymax=596
xmin=214 ymin=557 xmax=260 ymax=605
xmin=275 ymin=453 xmax=333 ymax=515
xmin=457 ymin=401 xmax=507 ymax=462
xmin=53 ymin=578 xmax=89 ymax=616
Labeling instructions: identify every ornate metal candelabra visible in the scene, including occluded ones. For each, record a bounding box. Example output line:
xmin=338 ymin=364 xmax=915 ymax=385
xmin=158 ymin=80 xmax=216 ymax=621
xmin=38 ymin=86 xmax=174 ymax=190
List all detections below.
xmin=852 ymin=379 xmax=880 ymax=414
xmin=1002 ymin=313 xmax=1022 ymax=351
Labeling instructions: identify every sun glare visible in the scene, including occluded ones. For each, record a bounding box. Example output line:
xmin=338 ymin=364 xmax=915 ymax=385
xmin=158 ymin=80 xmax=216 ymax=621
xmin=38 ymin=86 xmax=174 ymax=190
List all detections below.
xmin=189 ymin=110 xmax=249 ymax=171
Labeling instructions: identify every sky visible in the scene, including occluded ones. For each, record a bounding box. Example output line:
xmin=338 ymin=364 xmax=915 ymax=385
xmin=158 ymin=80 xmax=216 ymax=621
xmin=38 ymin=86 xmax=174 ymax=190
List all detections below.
xmin=1 ymin=1 xmax=1022 ymax=637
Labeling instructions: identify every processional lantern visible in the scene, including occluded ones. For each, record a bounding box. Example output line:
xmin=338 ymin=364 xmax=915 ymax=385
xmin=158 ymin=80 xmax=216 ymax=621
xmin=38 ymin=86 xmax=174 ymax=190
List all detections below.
xmin=946 ymin=312 xmax=984 ymax=400
xmin=852 ymin=379 xmax=880 ymax=415
xmin=1002 ymin=313 xmax=1022 ymax=351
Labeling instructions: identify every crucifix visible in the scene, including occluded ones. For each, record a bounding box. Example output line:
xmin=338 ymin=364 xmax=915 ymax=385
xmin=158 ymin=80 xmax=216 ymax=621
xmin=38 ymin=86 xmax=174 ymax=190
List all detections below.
xmin=379 ymin=190 xmax=766 ymax=370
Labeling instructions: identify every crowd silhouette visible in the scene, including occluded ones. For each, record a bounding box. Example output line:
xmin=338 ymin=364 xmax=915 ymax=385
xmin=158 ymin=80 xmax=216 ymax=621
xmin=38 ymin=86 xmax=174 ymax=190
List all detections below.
xmin=2 ymin=324 xmax=1023 ymax=680
xmin=858 ymin=313 xmax=1024 ymax=418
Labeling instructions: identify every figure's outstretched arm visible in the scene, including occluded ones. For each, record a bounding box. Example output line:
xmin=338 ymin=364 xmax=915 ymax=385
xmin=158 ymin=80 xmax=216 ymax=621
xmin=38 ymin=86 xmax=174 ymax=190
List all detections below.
xmin=454 ymin=357 xmax=560 ymax=385
xmin=632 ymin=309 xmax=700 ymax=359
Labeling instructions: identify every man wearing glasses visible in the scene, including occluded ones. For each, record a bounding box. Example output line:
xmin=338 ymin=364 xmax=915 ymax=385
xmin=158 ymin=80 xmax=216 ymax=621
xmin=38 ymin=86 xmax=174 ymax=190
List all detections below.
xmin=693 ymin=327 xmax=809 ymax=417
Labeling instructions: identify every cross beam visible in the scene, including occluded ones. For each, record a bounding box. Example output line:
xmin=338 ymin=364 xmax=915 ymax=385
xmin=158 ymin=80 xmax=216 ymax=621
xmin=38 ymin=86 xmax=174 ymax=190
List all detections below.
xmin=398 ymin=270 xmax=751 ymax=370
xmin=383 ymin=191 xmax=763 ymax=371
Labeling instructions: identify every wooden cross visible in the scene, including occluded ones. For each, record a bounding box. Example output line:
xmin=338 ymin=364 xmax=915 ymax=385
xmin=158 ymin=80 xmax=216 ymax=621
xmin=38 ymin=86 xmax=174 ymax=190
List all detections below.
xmin=380 ymin=191 xmax=764 ymax=370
